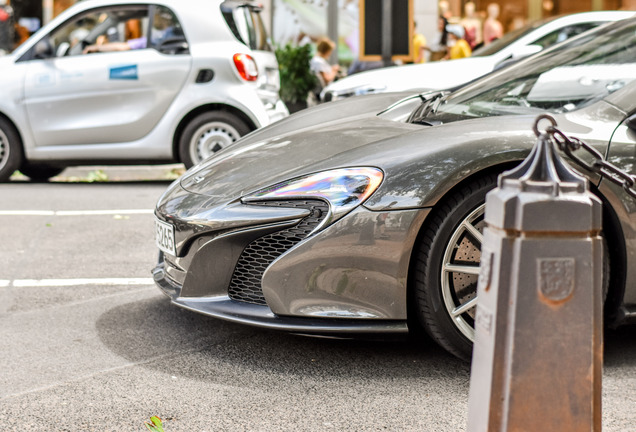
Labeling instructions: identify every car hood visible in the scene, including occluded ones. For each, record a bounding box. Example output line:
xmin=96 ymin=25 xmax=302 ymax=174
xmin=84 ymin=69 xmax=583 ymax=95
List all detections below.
xmin=178 ymin=101 xmax=546 ymax=216
xmin=325 ymin=56 xmax=495 ymax=95
xmin=179 ymin=92 xmax=422 ymax=198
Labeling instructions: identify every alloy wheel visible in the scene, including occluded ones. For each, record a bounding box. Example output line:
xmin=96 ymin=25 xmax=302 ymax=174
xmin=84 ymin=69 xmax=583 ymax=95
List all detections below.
xmin=439 ymin=203 xmax=485 ymax=342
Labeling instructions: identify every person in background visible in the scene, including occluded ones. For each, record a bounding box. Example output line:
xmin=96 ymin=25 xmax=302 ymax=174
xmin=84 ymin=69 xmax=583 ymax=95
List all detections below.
xmin=412 ymin=21 xmax=427 ymax=63
xmin=0 ymin=0 xmax=14 ymax=54
xmin=483 ymin=2 xmax=503 ymax=45
xmin=310 ymin=37 xmax=340 ymax=87
xmin=445 ymin=24 xmax=471 ymax=60
xmin=425 ymin=15 xmax=448 ymax=61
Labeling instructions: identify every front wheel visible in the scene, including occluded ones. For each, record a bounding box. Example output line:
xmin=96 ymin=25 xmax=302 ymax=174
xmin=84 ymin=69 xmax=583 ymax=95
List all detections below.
xmin=413 ymin=173 xmax=609 ymax=361
xmin=178 ymin=111 xmax=251 ymax=168
xmin=413 ymin=174 xmax=497 ymax=360
xmin=0 ymin=118 xmax=23 ymax=182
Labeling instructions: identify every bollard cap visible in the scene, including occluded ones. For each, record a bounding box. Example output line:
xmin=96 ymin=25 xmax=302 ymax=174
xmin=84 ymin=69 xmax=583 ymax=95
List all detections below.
xmin=500 ymin=115 xmax=587 ymax=196
xmin=486 ymin=115 xmax=602 ymax=232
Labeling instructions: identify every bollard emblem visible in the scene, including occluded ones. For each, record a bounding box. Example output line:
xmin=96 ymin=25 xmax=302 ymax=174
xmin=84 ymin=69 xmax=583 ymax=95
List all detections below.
xmin=478 ymin=250 xmax=493 ymax=292
xmin=538 ymin=258 xmax=575 ymax=302
xmin=475 ymin=306 xmax=493 ymax=335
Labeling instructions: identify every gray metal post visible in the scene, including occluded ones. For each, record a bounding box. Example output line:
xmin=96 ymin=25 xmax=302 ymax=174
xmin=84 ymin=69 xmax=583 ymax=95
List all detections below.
xmin=382 ymin=0 xmax=392 ymax=66
xmin=327 ymin=0 xmax=339 ymax=64
xmin=467 ymin=115 xmax=603 ymax=431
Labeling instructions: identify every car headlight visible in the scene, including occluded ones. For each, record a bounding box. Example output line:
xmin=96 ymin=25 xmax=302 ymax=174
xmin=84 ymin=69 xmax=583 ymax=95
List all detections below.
xmin=242 ymin=167 xmax=384 ymax=222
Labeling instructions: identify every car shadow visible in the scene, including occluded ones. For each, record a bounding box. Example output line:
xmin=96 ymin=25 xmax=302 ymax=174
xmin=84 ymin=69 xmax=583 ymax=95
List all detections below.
xmin=96 ymin=296 xmax=470 ymax=387
xmin=97 ymin=295 xmax=636 ymax=389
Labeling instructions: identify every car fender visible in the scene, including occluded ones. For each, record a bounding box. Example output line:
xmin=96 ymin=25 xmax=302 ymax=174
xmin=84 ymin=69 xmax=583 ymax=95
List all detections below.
xmin=362 ymin=108 xmax=621 ymax=211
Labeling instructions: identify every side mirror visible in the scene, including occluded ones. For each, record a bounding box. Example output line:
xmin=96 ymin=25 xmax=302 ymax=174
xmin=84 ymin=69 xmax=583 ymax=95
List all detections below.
xmin=34 ymin=38 xmax=54 ymax=59
xmin=510 ymin=44 xmax=543 ymax=60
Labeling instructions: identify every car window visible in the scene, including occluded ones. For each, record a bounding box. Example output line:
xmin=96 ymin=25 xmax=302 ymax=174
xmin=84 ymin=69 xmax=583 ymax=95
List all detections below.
xmin=221 ymin=1 xmax=272 ymax=52
xmin=531 ymin=22 xmax=600 ymax=49
xmin=149 ymin=5 xmax=188 ymax=54
xmin=47 ymin=6 xmax=150 ymax=57
xmin=423 ymin=20 xmax=636 ymax=121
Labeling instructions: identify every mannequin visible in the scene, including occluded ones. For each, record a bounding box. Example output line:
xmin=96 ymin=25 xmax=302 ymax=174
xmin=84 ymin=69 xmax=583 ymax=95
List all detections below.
xmin=438 ymin=0 xmax=453 ymax=21
xmin=483 ymin=3 xmax=503 ymax=45
xmin=461 ymin=2 xmax=482 ymax=49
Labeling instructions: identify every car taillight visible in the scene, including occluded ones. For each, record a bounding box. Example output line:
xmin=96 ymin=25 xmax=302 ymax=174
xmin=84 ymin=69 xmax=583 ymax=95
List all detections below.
xmin=233 ymin=53 xmax=258 ymax=81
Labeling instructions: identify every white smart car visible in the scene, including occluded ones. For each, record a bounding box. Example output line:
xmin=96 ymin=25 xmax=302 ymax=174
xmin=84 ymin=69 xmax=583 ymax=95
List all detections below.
xmin=322 ymin=11 xmax=634 ymax=102
xmin=0 ymin=0 xmax=288 ymax=181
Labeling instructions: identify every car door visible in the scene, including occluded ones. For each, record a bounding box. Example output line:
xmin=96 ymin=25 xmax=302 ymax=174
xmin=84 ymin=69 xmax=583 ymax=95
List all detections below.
xmin=20 ymin=4 xmax=191 ymax=148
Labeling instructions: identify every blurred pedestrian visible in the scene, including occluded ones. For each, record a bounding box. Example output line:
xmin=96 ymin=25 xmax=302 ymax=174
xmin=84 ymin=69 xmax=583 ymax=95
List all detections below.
xmin=412 ymin=21 xmax=427 ymax=63
xmin=426 ymin=16 xmax=449 ymax=61
xmin=445 ymin=25 xmax=472 ymax=60
xmin=310 ymin=37 xmax=340 ymax=87
xmin=0 ymin=0 xmax=14 ymax=54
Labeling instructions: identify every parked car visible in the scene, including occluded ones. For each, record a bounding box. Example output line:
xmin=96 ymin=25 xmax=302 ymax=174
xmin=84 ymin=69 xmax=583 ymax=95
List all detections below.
xmin=153 ymin=18 xmax=636 ymax=360
xmin=0 ymin=0 xmax=288 ymax=182
xmin=322 ymin=11 xmax=634 ymax=102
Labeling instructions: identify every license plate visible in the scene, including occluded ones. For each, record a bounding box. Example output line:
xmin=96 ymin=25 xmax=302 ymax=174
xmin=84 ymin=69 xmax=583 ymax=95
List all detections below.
xmin=155 ymin=218 xmax=176 ymax=256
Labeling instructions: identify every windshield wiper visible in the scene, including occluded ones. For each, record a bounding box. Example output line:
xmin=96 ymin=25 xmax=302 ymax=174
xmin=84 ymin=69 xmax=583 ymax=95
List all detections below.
xmin=407 ymin=90 xmax=450 ymax=124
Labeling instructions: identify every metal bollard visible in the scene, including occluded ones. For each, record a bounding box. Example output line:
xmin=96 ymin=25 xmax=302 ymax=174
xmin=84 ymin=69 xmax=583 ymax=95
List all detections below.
xmin=467 ymin=115 xmax=603 ymax=431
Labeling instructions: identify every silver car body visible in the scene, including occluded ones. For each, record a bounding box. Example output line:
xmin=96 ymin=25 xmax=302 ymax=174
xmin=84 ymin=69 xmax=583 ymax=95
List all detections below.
xmin=153 ymin=18 xmax=636 ymax=360
xmin=322 ymin=11 xmax=634 ymax=101
xmin=2 ymin=0 xmax=287 ymax=165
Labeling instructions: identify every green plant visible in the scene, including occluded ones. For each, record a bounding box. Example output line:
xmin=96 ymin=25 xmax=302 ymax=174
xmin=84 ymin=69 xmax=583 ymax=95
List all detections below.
xmin=144 ymin=416 xmax=165 ymax=432
xmin=275 ymin=44 xmax=318 ymax=104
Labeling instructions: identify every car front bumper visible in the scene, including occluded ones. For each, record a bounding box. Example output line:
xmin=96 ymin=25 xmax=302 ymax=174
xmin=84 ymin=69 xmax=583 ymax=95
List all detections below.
xmin=152 ymin=183 xmax=429 ymax=335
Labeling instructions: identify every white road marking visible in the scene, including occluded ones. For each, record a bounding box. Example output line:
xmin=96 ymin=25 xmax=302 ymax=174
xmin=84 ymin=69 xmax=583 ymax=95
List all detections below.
xmin=0 ymin=210 xmax=55 ymax=216
xmin=0 ymin=209 xmax=153 ymax=216
xmin=6 ymin=278 xmax=154 ymax=287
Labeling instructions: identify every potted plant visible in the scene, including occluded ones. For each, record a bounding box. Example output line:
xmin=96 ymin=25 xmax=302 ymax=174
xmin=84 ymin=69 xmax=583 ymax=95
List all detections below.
xmin=275 ymin=43 xmax=318 ymax=113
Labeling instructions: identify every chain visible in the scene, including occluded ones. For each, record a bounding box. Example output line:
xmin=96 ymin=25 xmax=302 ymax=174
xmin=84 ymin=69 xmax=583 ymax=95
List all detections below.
xmin=533 ymin=114 xmax=636 ymax=199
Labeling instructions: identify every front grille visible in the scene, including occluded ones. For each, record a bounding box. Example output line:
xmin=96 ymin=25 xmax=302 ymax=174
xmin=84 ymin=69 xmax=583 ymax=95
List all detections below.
xmin=228 ymin=199 xmax=329 ymax=305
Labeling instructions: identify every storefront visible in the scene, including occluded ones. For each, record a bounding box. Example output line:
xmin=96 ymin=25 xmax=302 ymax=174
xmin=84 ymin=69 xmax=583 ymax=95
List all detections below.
xmin=444 ymin=0 xmax=636 ymax=32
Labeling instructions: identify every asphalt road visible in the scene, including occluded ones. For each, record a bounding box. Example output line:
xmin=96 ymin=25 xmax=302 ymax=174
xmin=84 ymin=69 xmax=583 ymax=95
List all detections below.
xmin=1 ymin=174 xmax=635 ymax=431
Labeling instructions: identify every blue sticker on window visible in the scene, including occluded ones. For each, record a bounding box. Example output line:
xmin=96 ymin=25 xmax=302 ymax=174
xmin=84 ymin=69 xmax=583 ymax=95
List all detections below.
xmin=109 ymin=64 xmax=138 ymax=80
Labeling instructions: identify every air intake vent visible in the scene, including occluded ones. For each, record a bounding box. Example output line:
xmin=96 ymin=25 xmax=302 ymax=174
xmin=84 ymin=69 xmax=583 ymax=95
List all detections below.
xmin=228 ymin=199 xmax=329 ymax=305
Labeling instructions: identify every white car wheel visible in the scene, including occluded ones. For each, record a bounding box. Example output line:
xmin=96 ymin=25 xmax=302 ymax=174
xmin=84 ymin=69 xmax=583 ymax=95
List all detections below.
xmin=179 ymin=111 xmax=250 ymax=168
xmin=0 ymin=118 xmax=23 ymax=183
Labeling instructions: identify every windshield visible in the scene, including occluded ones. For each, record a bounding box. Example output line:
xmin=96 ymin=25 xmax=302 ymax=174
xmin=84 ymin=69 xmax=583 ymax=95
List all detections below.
xmin=422 ymin=19 xmax=636 ymax=123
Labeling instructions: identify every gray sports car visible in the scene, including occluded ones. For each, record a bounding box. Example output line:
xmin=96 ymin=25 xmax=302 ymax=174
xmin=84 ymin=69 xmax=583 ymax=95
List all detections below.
xmin=153 ymin=18 xmax=636 ymax=359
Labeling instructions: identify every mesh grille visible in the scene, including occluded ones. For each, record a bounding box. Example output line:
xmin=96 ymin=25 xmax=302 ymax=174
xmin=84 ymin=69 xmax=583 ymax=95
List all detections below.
xmin=228 ymin=199 xmax=330 ymax=305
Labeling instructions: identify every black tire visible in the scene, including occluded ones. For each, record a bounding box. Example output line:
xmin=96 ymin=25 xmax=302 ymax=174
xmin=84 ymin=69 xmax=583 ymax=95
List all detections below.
xmin=414 ymin=174 xmax=611 ymax=361
xmin=413 ymin=174 xmax=498 ymax=361
xmin=178 ymin=111 xmax=251 ymax=168
xmin=20 ymin=164 xmax=65 ymax=182
xmin=0 ymin=117 xmax=23 ymax=182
